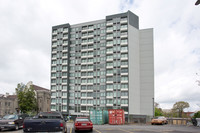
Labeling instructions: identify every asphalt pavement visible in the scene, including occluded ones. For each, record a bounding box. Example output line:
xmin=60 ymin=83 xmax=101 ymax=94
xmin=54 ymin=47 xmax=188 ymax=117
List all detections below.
xmin=1 ymin=123 xmax=200 ymax=133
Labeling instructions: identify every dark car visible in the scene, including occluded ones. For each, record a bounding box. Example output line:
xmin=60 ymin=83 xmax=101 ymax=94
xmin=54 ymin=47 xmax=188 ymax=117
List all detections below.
xmin=23 ymin=111 xmax=67 ymax=133
xmin=0 ymin=114 xmax=27 ymax=131
xmin=74 ymin=117 xmax=93 ymax=132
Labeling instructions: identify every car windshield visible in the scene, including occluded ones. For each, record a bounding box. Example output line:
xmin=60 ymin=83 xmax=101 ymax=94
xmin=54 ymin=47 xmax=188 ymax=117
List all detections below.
xmin=3 ymin=115 xmax=17 ymax=120
xmin=157 ymin=117 xmax=164 ymax=119
xmin=76 ymin=118 xmax=89 ymax=122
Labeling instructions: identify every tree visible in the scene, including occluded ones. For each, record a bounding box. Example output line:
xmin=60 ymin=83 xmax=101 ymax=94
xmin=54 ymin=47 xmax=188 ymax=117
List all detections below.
xmin=194 ymin=111 xmax=200 ymax=118
xmin=16 ymin=83 xmax=37 ymax=113
xmin=172 ymin=101 xmax=189 ymax=118
xmin=155 ymin=107 xmax=163 ymax=116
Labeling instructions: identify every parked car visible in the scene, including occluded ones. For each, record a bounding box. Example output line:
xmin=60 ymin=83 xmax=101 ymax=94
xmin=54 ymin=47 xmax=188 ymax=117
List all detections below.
xmin=0 ymin=114 xmax=28 ymax=131
xmin=151 ymin=116 xmax=168 ymax=125
xmin=23 ymin=111 xmax=67 ymax=133
xmin=74 ymin=117 xmax=93 ymax=132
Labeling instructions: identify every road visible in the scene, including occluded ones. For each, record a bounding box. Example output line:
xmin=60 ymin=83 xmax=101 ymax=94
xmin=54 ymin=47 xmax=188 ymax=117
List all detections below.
xmin=68 ymin=123 xmax=200 ymax=133
xmin=1 ymin=123 xmax=200 ymax=133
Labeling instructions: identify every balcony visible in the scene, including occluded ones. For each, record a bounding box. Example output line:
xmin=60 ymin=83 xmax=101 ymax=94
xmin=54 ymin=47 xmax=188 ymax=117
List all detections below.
xmin=106 ymin=43 xmax=113 ymax=47
xmin=63 ymin=43 xmax=68 ymax=46
xmin=106 ymin=29 xmax=113 ymax=33
xmin=121 ymin=104 xmax=128 ymax=107
xmin=120 ymin=19 xmax=128 ymax=24
xmin=121 ymin=73 xmax=128 ymax=76
xmin=121 ymin=65 xmax=128 ymax=68
xmin=51 ymin=70 xmax=56 ymax=73
xmin=81 ymin=29 xmax=88 ymax=33
xmin=87 ymin=34 xmax=94 ymax=38
xmin=106 ymin=81 xmax=113 ymax=84
xmin=121 ymin=34 xmax=128 ymax=39
xmin=81 ymin=36 xmax=88 ymax=39
xmin=87 ymin=28 xmax=94 ymax=32
xmin=52 ymin=38 xmax=57 ymax=42
xmin=106 ymin=36 xmax=113 ymax=40
xmin=121 ymin=96 xmax=128 ymax=99
xmin=62 ymin=49 xmax=68 ymax=53
xmin=106 ymin=73 xmax=113 ymax=76
xmin=106 ymin=51 xmax=113 ymax=54
xmin=106 ymin=58 xmax=113 ymax=62
xmin=121 ymin=42 xmax=128 ymax=46
xmin=62 ymin=82 xmax=67 ymax=85
xmin=63 ymin=30 xmax=68 ymax=33
xmin=51 ymin=95 xmax=56 ymax=98
xmin=121 ymin=49 xmax=128 ymax=53
xmin=120 ymin=26 xmax=128 ymax=31
xmin=51 ymin=63 xmax=56 ymax=67
xmin=106 ymin=22 xmax=113 ymax=26
xmin=121 ymin=80 xmax=128 ymax=83
xmin=62 ymin=76 xmax=68 ymax=79
xmin=52 ymin=51 xmax=57 ymax=54
xmin=106 ymin=88 xmax=113 ymax=91
xmin=121 ymin=88 xmax=128 ymax=91
xmin=106 ymin=66 xmax=113 ymax=69
xmin=121 ymin=57 xmax=128 ymax=60
xmin=81 ymin=42 xmax=87 ymax=45
xmin=62 ymin=96 xmax=67 ymax=98
xmin=88 ymin=41 xmax=94 ymax=45
xmin=106 ymin=104 xmax=113 ymax=106
xmin=52 ymin=32 xmax=57 ymax=35
xmin=62 ymin=56 xmax=68 ymax=59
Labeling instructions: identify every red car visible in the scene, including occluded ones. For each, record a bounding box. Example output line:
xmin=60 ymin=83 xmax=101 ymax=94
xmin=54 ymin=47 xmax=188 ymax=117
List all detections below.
xmin=74 ymin=117 xmax=93 ymax=132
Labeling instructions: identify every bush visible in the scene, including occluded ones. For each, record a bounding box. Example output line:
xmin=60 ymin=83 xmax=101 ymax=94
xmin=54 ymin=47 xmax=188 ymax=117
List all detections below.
xmin=194 ymin=111 xmax=200 ymax=118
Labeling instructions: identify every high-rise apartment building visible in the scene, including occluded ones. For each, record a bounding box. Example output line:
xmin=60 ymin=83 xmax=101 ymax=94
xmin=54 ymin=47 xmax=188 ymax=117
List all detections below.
xmin=50 ymin=11 xmax=154 ymax=120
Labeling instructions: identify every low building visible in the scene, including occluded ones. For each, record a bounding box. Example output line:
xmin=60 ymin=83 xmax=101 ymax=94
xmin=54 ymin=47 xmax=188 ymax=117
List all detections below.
xmin=0 ymin=93 xmax=18 ymax=117
xmin=27 ymin=81 xmax=51 ymax=112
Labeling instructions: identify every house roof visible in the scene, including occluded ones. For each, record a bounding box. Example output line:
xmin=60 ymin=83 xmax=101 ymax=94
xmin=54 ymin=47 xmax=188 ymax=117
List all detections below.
xmin=7 ymin=95 xmax=17 ymax=99
xmin=32 ymin=84 xmax=50 ymax=92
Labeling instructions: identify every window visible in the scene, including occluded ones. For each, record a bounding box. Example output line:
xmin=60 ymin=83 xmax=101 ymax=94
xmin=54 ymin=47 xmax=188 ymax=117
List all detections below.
xmin=121 ymin=91 xmax=128 ymax=96
xmin=62 ymin=99 xmax=67 ymax=103
xmin=107 ymin=62 xmax=113 ymax=66
xmin=121 ymin=76 xmax=128 ymax=81
xmin=81 ymin=79 xmax=87 ymax=83
xmin=121 ymin=68 xmax=128 ymax=73
xmin=62 ymin=92 xmax=67 ymax=96
xmin=106 ymin=92 xmax=113 ymax=96
xmin=121 ymin=53 xmax=128 ymax=58
xmin=121 ymin=84 xmax=128 ymax=88
xmin=121 ymin=61 xmax=128 ymax=65
xmin=121 ymin=46 xmax=128 ymax=51
xmin=51 ymin=79 xmax=56 ymax=83
xmin=81 ymin=93 xmax=87 ymax=97
xmin=69 ymin=99 xmax=74 ymax=104
xmin=62 ymin=79 xmax=67 ymax=83
xmin=121 ymin=99 xmax=128 ymax=104
xmin=62 ymin=105 xmax=67 ymax=110
xmin=107 ymin=99 xmax=113 ymax=104
xmin=81 ymin=99 xmax=86 ymax=104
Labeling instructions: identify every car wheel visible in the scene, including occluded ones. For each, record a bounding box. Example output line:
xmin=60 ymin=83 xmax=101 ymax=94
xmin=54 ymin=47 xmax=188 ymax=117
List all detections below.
xmin=75 ymin=130 xmax=78 ymax=133
xmin=90 ymin=128 xmax=93 ymax=132
xmin=162 ymin=122 xmax=164 ymax=125
xmin=15 ymin=124 xmax=19 ymax=130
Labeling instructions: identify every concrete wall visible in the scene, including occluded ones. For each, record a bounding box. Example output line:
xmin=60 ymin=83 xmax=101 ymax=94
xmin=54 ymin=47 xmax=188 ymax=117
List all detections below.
xmin=128 ymin=24 xmax=140 ymax=115
xmin=128 ymin=26 xmax=154 ymax=117
xmin=139 ymin=29 xmax=154 ymax=117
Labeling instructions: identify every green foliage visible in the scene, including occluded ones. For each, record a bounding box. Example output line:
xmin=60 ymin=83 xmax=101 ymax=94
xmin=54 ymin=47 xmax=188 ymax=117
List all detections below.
xmin=194 ymin=111 xmax=200 ymax=118
xmin=155 ymin=107 xmax=163 ymax=116
xmin=172 ymin=101 xmax=189 ymax=118
xmin=16 ymin=83 xmax=37 ymax=113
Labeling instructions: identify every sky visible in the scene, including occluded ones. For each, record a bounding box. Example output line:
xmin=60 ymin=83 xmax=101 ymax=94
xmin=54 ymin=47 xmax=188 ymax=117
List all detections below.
xmin=0 ymin=0 xmax=200 ymax=111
